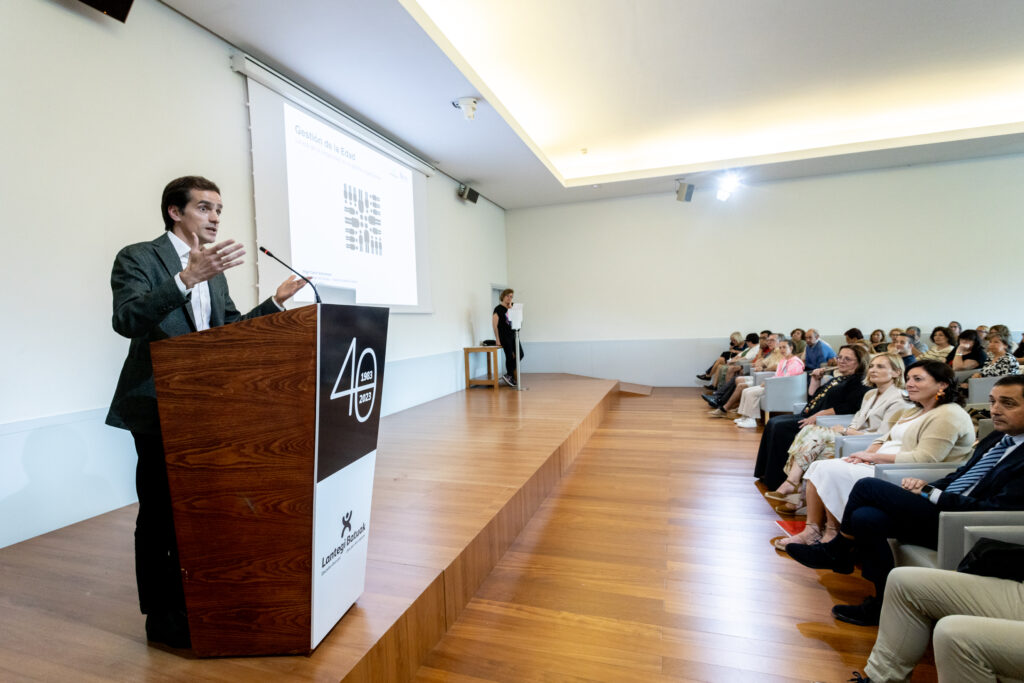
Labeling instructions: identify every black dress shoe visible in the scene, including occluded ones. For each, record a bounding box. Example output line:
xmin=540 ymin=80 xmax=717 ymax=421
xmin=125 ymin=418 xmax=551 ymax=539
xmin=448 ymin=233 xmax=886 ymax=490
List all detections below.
xmin=847 ymin=673 xmax=871 ymax=683
xmin=785 ymin=537 xmax=855 ymax=574
xmin=146 ymin=610 xmax=191 ymax=648
xmin=832 ymin=597 xmax=881 ymax=627
xmin=696 ymin=373 xmax=711 ymax=381
xmin=700 ymin=393 xmax=719 ymax=408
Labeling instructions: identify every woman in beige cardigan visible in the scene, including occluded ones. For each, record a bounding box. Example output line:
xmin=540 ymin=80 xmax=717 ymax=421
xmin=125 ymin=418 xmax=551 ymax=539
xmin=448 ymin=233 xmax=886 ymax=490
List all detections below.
xmin=766 ymin=353 xmax=911 ymax=503
xmin=777 ymin=360 xmax=973 ymax=549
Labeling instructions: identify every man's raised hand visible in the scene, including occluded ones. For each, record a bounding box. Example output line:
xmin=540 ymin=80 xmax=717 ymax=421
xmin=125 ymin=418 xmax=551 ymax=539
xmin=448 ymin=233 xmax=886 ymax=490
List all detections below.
xmin=180 ymin=235 xmax=245 ymax=288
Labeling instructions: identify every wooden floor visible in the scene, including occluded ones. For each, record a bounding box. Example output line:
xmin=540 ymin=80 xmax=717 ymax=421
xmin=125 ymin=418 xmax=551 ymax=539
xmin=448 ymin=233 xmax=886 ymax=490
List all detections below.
xmin=0 ymin=380 xmax=939 ymax=682
xmin=414 ymin=388 xmax=938 ymax=683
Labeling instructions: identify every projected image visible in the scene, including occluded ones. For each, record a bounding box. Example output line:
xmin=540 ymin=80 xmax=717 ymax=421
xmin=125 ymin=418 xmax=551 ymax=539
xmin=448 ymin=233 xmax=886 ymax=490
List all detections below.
xmin=283 ymin=102 xmax=417 ymax=306
xmin=344 ymin=184 xmax=382 ymax=256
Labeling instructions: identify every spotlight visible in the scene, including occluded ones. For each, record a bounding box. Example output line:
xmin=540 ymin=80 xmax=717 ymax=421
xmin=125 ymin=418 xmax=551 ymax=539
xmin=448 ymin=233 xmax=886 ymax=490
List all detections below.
xmin=716 ymin=173 xmax=740 ymax=202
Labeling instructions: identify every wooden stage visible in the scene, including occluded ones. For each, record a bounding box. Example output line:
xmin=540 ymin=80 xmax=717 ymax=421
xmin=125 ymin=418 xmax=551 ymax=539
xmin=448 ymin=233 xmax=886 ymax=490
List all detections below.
xmin=0 ymin=377 xmax=936 ymax=682
xmin=0 ymin=374 xmax=615 ymax=682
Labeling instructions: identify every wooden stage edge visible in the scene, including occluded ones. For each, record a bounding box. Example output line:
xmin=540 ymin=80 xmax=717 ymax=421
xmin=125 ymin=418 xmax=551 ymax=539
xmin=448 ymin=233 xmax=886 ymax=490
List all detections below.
xmin=0 ymin=373 xmax=619 ymax=682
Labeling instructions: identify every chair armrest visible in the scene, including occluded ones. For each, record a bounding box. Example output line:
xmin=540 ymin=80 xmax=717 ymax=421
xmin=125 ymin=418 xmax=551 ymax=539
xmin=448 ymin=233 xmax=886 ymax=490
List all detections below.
xmin=815 ymin=414 xmax=854 ymax=428
xmin=836 ymin=434 xmax=877 ymax=458
xmin=955 ymin=368 xmax=979 ymax=383
xmin=936 ymin=511 xmax=1024 ymax=570
xmin=874 ymin=462 xmax=958 ymax=485
xmin=762 ymin=375 xmax=808 ymax=412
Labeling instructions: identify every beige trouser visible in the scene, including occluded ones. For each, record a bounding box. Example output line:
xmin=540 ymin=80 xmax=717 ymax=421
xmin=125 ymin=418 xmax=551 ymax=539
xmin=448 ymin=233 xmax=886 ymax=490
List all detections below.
xmin=866 ymin=567 xmax=1024 ymax=683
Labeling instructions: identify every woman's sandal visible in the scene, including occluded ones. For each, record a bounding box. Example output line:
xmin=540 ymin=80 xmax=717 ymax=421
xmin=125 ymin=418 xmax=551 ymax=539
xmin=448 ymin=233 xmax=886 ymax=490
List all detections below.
xmin=765 ymin=479 xmax=801 ymax=500
xmin=773 ymin=523 xmax=821 ymax=550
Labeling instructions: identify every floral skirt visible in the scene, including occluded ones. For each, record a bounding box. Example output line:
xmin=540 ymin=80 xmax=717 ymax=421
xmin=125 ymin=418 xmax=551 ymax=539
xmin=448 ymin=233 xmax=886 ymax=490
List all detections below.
xmin=783 ymin=424 xmax=837 ymax=475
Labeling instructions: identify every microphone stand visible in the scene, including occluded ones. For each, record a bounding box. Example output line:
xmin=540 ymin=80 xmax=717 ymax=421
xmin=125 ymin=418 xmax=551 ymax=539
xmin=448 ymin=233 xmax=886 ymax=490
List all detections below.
xmin=259 ymin=246 xmax=322 ymax=304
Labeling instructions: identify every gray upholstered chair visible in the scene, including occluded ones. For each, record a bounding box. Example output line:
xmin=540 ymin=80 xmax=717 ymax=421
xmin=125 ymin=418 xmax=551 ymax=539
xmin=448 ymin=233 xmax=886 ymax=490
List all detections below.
xmin=762 ymin=374 xmax=808 ymax=420
xmin=874 ymin=463 xmax=1024 ymax=569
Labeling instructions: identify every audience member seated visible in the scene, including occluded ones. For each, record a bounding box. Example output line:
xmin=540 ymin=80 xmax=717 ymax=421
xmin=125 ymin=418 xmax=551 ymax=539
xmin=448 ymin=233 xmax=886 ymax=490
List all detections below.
xmin=704 ymin=334 xmax=781 ymax=411
xmin=782 ymin=361 xmax=973 ymax=550
xmin=971 ymin=325 xmax=1021 ymax=379
xmin=892 ymin=333 xmax=917 ymax=368
xmin=696 ymin=331 xmax=745 ymax=382
xmin=887 ymin=328 xmax=904 ymax=352
xmin=905 ymin=325 xmax=930 ymax=355
xmin=844 ymin=328 xmax=873 ymax=354
xmin=729 ymin=339 xmax=805 ymax=428
xmin=948 ymin=328 xmax=987 ymax=371
xmin=789 ymin=328 xmax=806 ymax=357
xmin=803 ymin=328 xmax=836 ymax=370
xmin=869 ymin=329 xmax=888 ymax=353
xmin=976 ymin=324 xmax=989 ymax=343
xmin=767 ymin=353 xmax=910 ymax=529
xmin=709 ymin=330 xmax=767 ymax=390
xmin=858 ymin=567 xmax=1024 ymax=681
xmin=786 ymin=374 xmax=1024 ymax=627
xmin=753 ymin=344 xmax=871 ymax=489
xmin=916 ymin=326 xmax=955 ymax=363
xmin=947 ymin=320 xmax=962 ymax=339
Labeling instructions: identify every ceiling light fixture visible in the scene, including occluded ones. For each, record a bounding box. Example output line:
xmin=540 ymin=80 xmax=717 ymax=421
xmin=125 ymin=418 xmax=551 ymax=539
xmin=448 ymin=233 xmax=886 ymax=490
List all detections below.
xmin=716 ymin=173 xmax=741 ymax=201
xmin=451 ymin=96 xmax=479 ymax=121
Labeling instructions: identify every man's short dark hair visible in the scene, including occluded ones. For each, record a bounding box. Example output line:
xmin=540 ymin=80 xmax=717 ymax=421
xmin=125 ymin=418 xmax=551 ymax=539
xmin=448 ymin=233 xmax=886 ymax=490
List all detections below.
xmin=844 ymin=327 xmax=864 ymax=340
xmin=994 ymin=375 xmax=1024 ymax=394
xmin=760 ymin=330 xmax=772 ymax=336
xmin=161 ymin=176 xmax=220 ymax=231
xmin=745 ymin=333 xmax=759 ymax=344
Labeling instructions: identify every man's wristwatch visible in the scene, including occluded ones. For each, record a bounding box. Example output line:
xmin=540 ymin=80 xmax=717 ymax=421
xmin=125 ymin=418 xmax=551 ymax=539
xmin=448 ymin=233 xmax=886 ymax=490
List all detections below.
xmin=919 ymin=484 xmax=935 ymax=498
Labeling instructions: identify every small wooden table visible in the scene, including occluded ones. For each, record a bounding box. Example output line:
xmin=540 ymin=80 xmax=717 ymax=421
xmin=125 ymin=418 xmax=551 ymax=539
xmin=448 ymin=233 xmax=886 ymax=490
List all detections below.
xmin=464 ymin=345 xmax=501 ymax=389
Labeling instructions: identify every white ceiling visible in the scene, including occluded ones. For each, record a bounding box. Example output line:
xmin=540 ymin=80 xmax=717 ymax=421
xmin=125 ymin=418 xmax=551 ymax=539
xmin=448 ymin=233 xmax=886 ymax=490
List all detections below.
xmin=161 ymin=0 xmax=1024 ymax=209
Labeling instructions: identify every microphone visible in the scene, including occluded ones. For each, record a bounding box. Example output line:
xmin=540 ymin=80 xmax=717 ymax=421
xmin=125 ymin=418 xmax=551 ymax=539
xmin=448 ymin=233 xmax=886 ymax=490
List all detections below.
xmin=259 ymin=246 xmax=322 ymax=304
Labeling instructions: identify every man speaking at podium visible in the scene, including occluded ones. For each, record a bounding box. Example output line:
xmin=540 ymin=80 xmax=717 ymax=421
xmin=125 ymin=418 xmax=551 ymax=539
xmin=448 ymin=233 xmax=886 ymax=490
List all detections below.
xmin=105 ymin=176 xmax=306 ymax=648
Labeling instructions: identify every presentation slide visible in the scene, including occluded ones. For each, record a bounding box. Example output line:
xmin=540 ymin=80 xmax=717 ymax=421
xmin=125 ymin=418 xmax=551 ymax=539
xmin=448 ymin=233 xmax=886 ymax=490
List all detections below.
xmin=283 ymin=102 xmax=418 ymax=306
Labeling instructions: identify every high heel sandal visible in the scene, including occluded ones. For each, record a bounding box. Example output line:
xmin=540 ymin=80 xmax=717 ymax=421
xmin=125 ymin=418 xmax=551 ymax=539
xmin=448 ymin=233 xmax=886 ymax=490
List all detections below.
xmin=773 ymin=522 xmax=821 ymax=550
xmin=820 ymin=523 xmax=840 ymax=544
xmin=765 ymin=478 xmax=800 ymax=501
xmin=773 ymin=491 xmax=805 ymax=515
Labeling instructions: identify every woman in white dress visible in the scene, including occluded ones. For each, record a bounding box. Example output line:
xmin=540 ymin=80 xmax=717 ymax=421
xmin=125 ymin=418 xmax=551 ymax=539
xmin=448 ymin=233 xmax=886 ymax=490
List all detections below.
xmin=766 ymin=353 xmax=911 ymax=512
xmin=777 ymin=360 xmax=974 ymax=549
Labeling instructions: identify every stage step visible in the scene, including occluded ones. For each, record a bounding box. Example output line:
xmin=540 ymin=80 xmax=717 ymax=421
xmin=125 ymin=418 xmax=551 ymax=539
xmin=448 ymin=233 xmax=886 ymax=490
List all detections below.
xmin=618 ymin=382 xmax=653 ymax=396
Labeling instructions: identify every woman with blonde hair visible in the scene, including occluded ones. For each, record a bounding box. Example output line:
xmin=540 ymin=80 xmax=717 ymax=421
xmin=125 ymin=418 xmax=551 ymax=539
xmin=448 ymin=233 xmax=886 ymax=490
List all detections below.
xmin=778 ymin=361 xmax=973 ymax=549
xmin=766 ymin=353 xmax=910 ymax=512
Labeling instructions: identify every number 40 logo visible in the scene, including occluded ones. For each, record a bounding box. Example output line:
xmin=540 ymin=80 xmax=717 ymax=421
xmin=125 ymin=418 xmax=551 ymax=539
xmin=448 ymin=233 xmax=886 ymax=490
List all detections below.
xmin=329 ymin=338 xmax=378 ymax=422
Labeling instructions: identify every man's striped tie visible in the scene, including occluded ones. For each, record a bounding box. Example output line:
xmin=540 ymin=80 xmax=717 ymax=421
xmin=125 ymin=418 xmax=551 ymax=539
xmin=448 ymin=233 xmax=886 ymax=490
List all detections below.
xmin=946 ymin=434 xmax=1016 ymax=494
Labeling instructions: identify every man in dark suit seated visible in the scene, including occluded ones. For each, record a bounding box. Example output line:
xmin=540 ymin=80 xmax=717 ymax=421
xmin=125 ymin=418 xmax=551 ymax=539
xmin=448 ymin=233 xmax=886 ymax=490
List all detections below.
xmin=106 ymin=176 xmax=307 ymax=648
xmin=786 ymin=375 xmax=1024 ymax=626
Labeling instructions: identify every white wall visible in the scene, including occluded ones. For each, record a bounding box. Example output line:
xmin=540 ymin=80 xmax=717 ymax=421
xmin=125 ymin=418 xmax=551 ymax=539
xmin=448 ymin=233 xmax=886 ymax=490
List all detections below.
xmin=0 ymin=0 xmax=506 ymax=547
xmin=506 ymin=155 xmax=1024 ymax=383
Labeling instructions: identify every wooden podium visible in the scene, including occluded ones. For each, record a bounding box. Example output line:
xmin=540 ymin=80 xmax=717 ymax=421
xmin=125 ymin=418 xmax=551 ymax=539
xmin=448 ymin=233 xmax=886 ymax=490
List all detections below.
xmin=151 ymin=303 xmax=388 ymax=657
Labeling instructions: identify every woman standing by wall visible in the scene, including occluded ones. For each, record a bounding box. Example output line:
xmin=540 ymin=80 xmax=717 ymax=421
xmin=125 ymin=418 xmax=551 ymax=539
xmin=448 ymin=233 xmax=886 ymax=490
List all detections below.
xmin=492 ymin=288 xmax=524 ymax=387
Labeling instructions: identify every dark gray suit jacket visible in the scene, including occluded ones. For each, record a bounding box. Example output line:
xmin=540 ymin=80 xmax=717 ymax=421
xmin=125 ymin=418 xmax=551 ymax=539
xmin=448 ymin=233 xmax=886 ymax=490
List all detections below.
xmin=106 ymin=232 xmax=279 ymax=434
